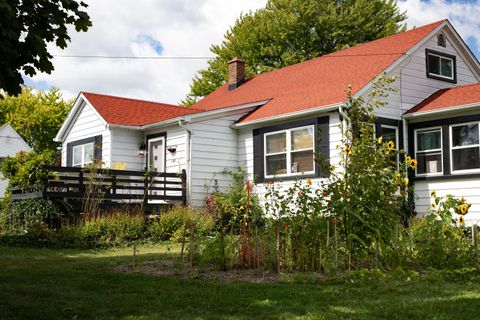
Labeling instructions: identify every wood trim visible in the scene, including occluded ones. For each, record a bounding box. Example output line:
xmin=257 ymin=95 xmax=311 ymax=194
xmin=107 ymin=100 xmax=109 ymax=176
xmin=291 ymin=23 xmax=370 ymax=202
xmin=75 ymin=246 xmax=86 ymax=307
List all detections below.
xmin=253 ymin=116 xmax=330 ymax=183
xmin=66 ymin=135 xmax=102 ymax=167
xmin=425 ymin=48 xmax=457 ymax=84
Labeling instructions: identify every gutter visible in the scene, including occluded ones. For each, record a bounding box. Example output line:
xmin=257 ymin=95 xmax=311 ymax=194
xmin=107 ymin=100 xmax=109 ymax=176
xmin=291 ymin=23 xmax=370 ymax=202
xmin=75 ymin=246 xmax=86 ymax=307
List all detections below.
xmin=403 ymin=102 xmax=480 ymax=119
xmin=231 ymin=103 xmax=343 ymax=128
xmin=178 ymin=119 xmax=192 ymax=205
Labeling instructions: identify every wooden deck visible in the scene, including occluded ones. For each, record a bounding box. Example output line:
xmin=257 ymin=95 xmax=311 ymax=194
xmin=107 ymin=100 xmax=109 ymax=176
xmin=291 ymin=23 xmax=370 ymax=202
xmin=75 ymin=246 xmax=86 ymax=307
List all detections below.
xmin=10 ymin=166 xmax=187 ymax=213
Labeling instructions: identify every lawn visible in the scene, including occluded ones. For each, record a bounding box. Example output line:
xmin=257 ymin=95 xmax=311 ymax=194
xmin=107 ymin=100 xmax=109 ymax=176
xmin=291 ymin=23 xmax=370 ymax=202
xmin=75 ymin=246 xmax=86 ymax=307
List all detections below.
xmin=1 ymin=245 xmax=479 ymax=320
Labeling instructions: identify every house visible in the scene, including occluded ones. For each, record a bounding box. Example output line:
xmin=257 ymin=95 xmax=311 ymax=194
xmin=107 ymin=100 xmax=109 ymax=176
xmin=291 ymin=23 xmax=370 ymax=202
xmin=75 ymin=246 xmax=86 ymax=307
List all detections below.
xmin=0 ymin=124 xmax=31 ymax=198
xmin=55 ymin=19 xmax=480 ymax=224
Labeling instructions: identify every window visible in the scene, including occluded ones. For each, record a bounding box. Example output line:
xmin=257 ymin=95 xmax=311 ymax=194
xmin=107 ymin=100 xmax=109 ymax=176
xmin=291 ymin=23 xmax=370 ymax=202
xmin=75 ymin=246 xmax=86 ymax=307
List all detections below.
xmin=426 ymin=49 xmax=456 ymax=82
xmin=450 ymin=122 xmax=480 ymax=173
xmin=72 ymin=142 xmax=94 ymax=167
xmin=380 ymin=125 xmax=398 ymax=148
xmin=264 ymin=125 xmax=315 ymax=177
xmin=415 ymin=128 xmax=443 ymax=176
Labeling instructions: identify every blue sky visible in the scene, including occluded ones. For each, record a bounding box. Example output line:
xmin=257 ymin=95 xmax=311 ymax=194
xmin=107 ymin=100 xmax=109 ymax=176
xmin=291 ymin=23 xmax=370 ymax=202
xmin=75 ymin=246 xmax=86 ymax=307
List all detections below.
xmin=24 ymin=0 xmax=480 ymax=103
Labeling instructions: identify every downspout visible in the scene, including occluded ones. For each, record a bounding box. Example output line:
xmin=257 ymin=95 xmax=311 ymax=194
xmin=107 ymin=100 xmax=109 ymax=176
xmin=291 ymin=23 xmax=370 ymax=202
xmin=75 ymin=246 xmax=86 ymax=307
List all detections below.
xmin=178 ymin=119 xmax=192 ymax=205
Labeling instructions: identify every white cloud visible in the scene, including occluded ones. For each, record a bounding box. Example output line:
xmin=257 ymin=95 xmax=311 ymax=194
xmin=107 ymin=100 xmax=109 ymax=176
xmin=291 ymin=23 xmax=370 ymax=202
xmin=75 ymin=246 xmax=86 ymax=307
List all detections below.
xmin=398 ymin=0 xmax=480 ymax=53
xmin=27 ymin=0 xmax=267 ymax=103
xmin=28 ymin=0 xmax=480 ymax=104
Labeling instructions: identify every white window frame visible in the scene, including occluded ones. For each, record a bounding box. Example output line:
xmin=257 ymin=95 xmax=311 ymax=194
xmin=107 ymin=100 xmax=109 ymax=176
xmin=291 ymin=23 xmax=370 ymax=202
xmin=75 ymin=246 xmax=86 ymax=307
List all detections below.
xmin=264 ymin=125 xmax=315 ymax=178
xmin=72 ymin=142 xmax=94 ymax=167
xmin=449 ymin=121 xmax=480 ymax=174
xmin=415 ymin=127 xmax=443 ymax=177
xmin=427 ymin=52 xmax=454 ymax=80
xmin=379 ymin=124 xmax=399 ymax=166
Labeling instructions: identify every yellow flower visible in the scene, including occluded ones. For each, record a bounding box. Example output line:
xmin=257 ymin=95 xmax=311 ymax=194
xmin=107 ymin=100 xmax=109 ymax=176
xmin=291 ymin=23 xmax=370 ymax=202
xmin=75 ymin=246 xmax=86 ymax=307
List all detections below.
xmin=459 ymin=203 xmax=469 ymax=215
xmin=409 ymin=159 xmax=417 ymax=169
xmin=403 ymin=177 xmax=409 ymax=187
xmin=430 ymin=190 xmax=436 ymax=198
xmin=431 ymin=203 xmax=436 ymax=209
xmin=377 ymin=136 xmax=383 ymax=144
xmin=406 ymin=156 xmax=411 ymax=163
xmin=458 ymin=215 xmax=465 ymax=225
xmin=342 ymin=146 xmax=351 ymax=155
xmin=387 ymin=141 xmax=395 ymax=151
xmin=395 ymin=173 xmax=401 ymax=181
xmin=306 ymin=178 xmax=312 ymax=186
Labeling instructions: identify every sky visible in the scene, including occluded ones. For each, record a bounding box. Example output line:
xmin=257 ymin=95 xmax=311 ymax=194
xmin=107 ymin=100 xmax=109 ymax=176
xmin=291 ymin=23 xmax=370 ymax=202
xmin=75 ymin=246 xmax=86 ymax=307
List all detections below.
xmin=24 ymin=0 xmax=480 ymax=104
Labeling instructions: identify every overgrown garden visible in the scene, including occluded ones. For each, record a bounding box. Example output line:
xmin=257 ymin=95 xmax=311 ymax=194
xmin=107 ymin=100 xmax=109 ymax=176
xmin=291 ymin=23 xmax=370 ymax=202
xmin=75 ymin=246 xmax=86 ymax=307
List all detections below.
xmin=1 ymin=77 xmax=479 ymax=277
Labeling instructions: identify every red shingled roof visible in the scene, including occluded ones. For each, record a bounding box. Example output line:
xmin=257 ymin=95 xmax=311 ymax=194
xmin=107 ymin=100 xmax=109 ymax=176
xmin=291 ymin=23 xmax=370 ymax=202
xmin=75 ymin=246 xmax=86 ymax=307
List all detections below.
xmin=406 ymin=83 xmax=480 ymax=114
xmin=192 ymin=20 xmax=445 ymax=124
xmin=82 ymin=92 xmax=203 ymax=126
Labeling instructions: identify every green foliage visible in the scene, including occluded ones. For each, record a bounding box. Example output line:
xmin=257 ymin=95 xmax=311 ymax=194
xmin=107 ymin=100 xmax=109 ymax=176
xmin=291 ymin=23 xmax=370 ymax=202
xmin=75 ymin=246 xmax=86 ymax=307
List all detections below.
xmin=0 ymin=199 xmax=65 ymax=234
xmin=0 ymin=1 xmax=91 ymax=95
xmin=0 ymin=150 xmax=56 ymax=189
xmin=325 ymin=76 xmax=414 ymax=267
xmin=77 ymin=213 xmax=145 ymax=244
xmin=198 ymin=233 xmax=241 ymax=270
xmin=0 ymin=87 xmax=73 ymax=152
xmin=183 ymin=0 xmax=406 ymax=104
xmin=411 ymin=194 xmax=474 ymax=269
xmin=148 ymin=207 xmax=185 ymax=241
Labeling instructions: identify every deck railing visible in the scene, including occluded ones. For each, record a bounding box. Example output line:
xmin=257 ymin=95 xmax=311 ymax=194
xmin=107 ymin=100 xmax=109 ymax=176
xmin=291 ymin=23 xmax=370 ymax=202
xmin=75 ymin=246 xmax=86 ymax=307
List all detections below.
xmin=10 ymin=166 xmax=187 ymax=206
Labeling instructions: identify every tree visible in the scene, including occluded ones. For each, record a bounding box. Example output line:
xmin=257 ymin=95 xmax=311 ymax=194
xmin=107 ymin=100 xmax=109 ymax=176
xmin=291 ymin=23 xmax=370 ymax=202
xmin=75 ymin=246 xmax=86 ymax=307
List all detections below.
xmin=0 ymin=87 xmax=73 ymax=153
xmin=0 ymin=0 xmax=91 ymax=95
xmin=182 ymin=0 xmax=406 ymax=105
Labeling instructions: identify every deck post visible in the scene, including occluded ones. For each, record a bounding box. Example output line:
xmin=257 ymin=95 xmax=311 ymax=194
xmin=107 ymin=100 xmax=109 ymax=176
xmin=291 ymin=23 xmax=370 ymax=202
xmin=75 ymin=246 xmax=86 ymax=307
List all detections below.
xmin=78 ymin=171 xmax=85 ymax=194
xmin=181 ymin=169 xmax=187 ymax=206
xmin=143 ymin=172 xmax=150 ymax=207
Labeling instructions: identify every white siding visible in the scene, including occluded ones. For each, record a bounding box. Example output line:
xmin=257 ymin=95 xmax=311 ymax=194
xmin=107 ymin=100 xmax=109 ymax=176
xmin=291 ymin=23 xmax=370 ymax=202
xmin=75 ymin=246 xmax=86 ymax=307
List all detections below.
xmin=61 ymin=103 xmax=111 ymax=167
xmin=415 ymin=178 xmax=480 ymax=225
xmin=376 ymin=27 xmax=478 ymax=119
xmin=238 ymin=112 xmax=343 ymax=199
xmin=110 ymin=128 xmax=144 ymax=171
xmin=189 ymin=110 xmax=251 ymax=206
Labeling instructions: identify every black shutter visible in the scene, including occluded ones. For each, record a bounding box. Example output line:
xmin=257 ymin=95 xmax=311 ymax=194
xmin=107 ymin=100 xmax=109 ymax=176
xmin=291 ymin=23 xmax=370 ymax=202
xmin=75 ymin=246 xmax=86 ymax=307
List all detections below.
xmin=317 ymin=116 xmax=330 ymax=177
xmin=252 ymin=129 xmax=264 ymax=183
xmin=94 ymin=135 xmax=103 ymax=162
xmin=66 ymin=143 xmax=73 ymax=167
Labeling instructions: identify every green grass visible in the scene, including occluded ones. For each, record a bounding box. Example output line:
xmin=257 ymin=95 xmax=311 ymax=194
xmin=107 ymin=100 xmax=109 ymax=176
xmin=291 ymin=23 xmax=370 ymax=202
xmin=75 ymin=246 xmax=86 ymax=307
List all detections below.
xmin=1 ymin=245 xmax=480 ymax=320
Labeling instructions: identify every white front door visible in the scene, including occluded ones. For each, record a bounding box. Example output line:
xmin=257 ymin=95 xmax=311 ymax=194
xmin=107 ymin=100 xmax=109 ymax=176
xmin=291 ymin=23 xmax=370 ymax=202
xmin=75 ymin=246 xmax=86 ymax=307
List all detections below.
xmin=148 ymin=137 xmax=165 ymax=172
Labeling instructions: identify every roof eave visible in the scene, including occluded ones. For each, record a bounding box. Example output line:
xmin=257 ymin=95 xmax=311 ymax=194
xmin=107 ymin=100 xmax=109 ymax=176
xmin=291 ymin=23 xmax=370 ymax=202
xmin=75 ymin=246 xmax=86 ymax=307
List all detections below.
xmin=231 ymin=102 xmax=343 ymax=128
xmin=403 ymin=102 xmax=480 ymax=119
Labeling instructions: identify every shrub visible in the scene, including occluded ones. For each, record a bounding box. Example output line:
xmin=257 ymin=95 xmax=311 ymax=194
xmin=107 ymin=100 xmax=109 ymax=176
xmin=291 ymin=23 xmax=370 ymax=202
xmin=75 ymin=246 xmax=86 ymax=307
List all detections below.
xmin=77 ymin=213 xmax=145 ymax=244
xmin=148 ymin=206 xmax=185 ymax=241
xmin=0 ymin=198 xmax=65 ymax=234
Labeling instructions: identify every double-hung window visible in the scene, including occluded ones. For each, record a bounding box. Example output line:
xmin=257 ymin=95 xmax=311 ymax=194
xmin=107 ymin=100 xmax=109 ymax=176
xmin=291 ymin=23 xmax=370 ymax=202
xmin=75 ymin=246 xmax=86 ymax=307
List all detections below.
xmin=72 ymin=142 xmax=94 ymax=167
xmin=264 ymin=125 xmax=315 ymax=177
xmin=426 ymin=49 xmax=456 ymax=82
xmin=450 ymin=122 xmax=480 ymax=173
xmin=415 ymin=127 xmax=443 ymax=176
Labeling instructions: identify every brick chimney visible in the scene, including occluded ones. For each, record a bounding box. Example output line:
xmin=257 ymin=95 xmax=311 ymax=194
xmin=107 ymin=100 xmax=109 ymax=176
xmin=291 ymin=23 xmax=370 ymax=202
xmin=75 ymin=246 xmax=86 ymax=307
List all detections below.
xmin=228 ymin=57 xmax=245 ymax=90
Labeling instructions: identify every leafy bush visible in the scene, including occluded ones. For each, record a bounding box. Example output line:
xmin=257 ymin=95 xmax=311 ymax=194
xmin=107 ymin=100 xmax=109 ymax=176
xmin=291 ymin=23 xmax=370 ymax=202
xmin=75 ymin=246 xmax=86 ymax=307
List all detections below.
xmin=77 ymin=213 xmax=145 ymax=244
xmin=198 ymin=233 xmax=241 ymax=270
xmin=0 ymin=198 xmax=65 ymax=234
xmin=148 ymin=206 xmax=185 ymax=241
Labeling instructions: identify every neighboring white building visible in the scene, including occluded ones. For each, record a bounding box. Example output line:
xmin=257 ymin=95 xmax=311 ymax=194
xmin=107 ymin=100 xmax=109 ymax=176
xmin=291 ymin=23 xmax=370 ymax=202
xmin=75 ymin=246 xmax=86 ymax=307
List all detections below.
xmin=55 ymin=19 xmax=480 ymax=224
xmin=0 ymin=124 xmax=31 ymax=198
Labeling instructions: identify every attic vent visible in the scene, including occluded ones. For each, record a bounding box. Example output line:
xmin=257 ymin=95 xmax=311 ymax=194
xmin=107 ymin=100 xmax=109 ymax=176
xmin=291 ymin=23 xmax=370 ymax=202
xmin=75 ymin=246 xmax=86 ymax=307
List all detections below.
xmin=437 ymin=33 xmax=446 ymax=47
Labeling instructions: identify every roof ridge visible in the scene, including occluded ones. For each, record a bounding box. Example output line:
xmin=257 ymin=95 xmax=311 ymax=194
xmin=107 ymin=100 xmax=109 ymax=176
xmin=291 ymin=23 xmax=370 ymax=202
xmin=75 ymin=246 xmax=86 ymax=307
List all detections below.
xmin=82 ymin=91 xmax=205 ymax=112
xmin=208 ymin=20 xmax=446 ymax=92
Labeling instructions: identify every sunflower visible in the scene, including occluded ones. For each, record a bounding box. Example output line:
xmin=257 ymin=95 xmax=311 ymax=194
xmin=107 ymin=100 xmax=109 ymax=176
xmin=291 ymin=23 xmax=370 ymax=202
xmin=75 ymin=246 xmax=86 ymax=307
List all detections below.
xmin=377 ymin=136 xmax=383 ymax=144
xmin=395 ymin=173 xmax=401 ymax=181
xmin=406 ymin=156 xmax=411 ymax=163
xmin=430 ymin=190 xmax=436 ymax=198
xmin=403 ymin=177 xmax=409 ymax=187
xmin=459 ymin=203 xmax=469 ymax=215
xmin=409 ymin=159 xmax=417 ymax=169
xmin=387 ymin=141 xmax=395 ymax=151
xmin=342 ymin=146 xmax=351 ymax=155
xmin=431 ymin=203 xmax=437 ymax=209
xmin=306 ymin=178 xmax=312 ymax=186
xmin=458 ymin=215 xmax=465 ymax=225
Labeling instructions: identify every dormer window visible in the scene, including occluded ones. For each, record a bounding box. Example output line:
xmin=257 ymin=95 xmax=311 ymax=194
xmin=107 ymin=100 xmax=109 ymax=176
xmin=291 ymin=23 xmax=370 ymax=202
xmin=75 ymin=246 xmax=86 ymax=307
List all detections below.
xmin=426 ymin=49 xmax=457 ymax=83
